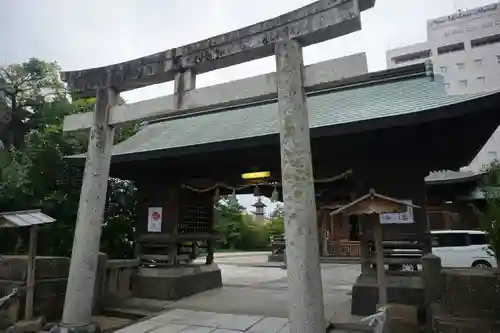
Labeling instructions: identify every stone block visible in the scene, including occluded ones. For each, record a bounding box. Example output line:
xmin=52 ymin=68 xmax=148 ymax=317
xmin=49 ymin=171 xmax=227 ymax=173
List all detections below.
xmin=384 ymin=303 xmax=418 ymax=324
xmin=0 ymin=278 xmax=66 ymax=322
xmin=5 ymin=317 xmax=44 ymax=333
xmin=0 ymin=257 xmax=69 ymax=281
xmin=351 ymin=273 xmax=425 ymax=316
xmin=132 ymin=264 xmax=222 ymax=300
xmin=441 ymin=268 xmax=500 ymax=319
xmin=267 ymin=254 xmax=284 ymax=263
xmin=389 ymin=319 xmax=419 ymax=333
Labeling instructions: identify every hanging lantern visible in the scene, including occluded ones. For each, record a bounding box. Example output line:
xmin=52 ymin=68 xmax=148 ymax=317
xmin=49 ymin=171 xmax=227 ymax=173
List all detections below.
xmin=253 ymin=185 xmax=260 ymax=197
xmin=271 ymin=186 xmax=279 ymax=202
xmin=230 ymin=189 xmax=238 ymax=204
xmin=214 ymin=187 xmax=221 ymax=202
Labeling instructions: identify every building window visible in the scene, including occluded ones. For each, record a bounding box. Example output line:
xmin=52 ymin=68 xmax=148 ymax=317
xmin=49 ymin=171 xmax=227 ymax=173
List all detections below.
xmin=392 ymin=49 xmax=432 ymax=65
xmin=477 ymin=76 xmax=486 ymax=85
xmin=474 ymin=59 xmax=483 ymax=68
xmin=459 ymin=80 xmax=468 ymax=88
xmin=440 ymin=66 xmax=448 ymax=73
xmin=497 ymin=55 xmax=500 ymax=64
xmin=437 ymin=42 xmax=465 ymax=55
xmin=488 ymin=151 xmax=498 ymax=161
xmin=444 ymin=82 xmax=451 ymax=90
xmin=457 ymin=62 xmax=465 ymax=71
xmin=471 ymin=33 xmax=500 ymax=48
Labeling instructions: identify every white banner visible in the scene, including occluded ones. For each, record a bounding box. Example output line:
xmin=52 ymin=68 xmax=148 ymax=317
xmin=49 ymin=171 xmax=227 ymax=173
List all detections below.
xmin=148 ymin=207 xmax=163 ymax=232
xmin=379 ymin=200 xmax=414 ymax=224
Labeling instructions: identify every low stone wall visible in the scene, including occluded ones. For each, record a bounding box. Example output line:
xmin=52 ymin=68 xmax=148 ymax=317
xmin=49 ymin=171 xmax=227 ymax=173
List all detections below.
xmin=432 ymin=268 xmax=500 ymax=332
xmin=0 ymin=256 xmax=69 ymax=328
xmin=442 ymin=268 xmax=500 ymax=319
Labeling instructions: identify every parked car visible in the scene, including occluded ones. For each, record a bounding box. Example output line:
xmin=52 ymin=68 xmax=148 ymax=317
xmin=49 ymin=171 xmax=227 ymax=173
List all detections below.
xmin=375 ymin=230 xmax=496 ymax=271
xmin=431 ymin=230 xmax=497 ymax=269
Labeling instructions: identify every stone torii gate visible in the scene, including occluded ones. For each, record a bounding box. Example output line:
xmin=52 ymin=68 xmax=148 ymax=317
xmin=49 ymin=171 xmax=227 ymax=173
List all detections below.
xmin=53 ymin=1 xmax=375 ymax=332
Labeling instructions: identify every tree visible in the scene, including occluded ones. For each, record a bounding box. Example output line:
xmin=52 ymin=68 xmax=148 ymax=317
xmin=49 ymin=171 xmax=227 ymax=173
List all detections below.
xmin=0 ymin=99 xmax=86 ymax=255
xmin=215 ymin=198 xmax=246 ymax=249
xmin=476 ymin=162 xmax=500 ymax=271
xmin=100 ymin=178 xmax=138 ymax=259
xmin=266 ymin=204 xmax=285 ymax=237
xmin=0 ymin=58 xmax=65 ymax=149
xmin=0 ymin=58 xmax=139 ymax=258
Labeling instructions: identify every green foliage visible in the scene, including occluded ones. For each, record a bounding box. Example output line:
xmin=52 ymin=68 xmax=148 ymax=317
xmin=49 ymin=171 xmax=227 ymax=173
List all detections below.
xmin=0 ymin=59 xmax=139 ymax=258
xmin=214 ymin=198 xmax=284 ymax=251
xmin=0 ymin=58 xmax=65 ymax=149
xmin=265 ymin=204 xmax=285 ymax=237
xmin=215 ymin=198 xmax=246 ymax=249
xmin=476 ymin=162 xmax=500 ymax=270
xmin=238 ymin=214 xmax=270 ymax=250
xmin=0 ymin=99 xmax=85 ymax=256
xmin=101 ymin=178 xmax=138 ymax=259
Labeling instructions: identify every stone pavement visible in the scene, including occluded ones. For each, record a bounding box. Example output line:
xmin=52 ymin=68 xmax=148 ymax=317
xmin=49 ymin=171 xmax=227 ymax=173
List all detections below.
xmin=110 ymin=256 xmax=364 ymax=332
xmin=169 ymin=261 xmax=359 ymax=320
xmin=115 ymin=309 xmax=290 ymax=333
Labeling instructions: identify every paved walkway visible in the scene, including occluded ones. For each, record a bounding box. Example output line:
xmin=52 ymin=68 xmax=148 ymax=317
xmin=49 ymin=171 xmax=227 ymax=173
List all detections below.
xmin=115 ymin=309 xmax=290 ymax=333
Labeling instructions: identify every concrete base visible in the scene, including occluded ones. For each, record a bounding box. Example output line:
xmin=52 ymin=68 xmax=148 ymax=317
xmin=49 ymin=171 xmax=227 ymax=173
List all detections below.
xmin=267 ymin=254 xmax=284 ymax=262
xmin=132 ymin=264 xmax=222 ymax=301
xmin=5 ymin=318 xmax=44 ymax=333
xmin=48 ymin=322 xmax=100 ymax=333
xmin=268 ymin=254 xmax=360 ymax=264
xmin=351 ymin=273 xmax=425 ymax=317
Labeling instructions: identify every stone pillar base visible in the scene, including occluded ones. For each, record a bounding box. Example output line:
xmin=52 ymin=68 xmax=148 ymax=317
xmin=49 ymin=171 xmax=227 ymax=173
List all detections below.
xmin=49 ymin=322 xmax=101 ymax=333
xmin=132 ymin=264 xmax=222 ymax=300
xmin=351 ymin=273 xmax=425 ymax=316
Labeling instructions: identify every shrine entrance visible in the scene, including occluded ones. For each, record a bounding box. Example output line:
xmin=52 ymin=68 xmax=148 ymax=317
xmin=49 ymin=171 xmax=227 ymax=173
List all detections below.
xmin=54 ymin=0 xmax=500 ymax=329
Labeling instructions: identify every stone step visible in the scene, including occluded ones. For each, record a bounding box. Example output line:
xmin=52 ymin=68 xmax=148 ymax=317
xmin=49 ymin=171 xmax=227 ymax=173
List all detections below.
xmin=432 ymin=304 xmax=500 ymax=333
xmin=102 ymin=306 xmax=156 ymax=320
xmin=433 ymin=317 xmax=500 ymax=333
xmin=328 ymin=322 xmax=373 ymax=332
xmin=113 ymin=297 xmax=171 ymax=312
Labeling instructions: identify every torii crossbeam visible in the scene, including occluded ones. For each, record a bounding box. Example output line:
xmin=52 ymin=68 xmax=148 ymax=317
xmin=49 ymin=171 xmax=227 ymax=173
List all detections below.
xmin=54 ymin=1 xmax=376 ymax=332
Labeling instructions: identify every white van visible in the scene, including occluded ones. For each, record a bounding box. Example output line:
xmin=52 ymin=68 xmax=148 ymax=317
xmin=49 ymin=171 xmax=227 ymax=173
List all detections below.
xmin=431 ymin=230 xmax=497 ymax=268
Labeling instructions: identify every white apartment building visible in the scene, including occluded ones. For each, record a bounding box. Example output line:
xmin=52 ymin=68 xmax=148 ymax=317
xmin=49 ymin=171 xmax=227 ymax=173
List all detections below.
xmin=386 ymin=2 xmax=500 ymax=172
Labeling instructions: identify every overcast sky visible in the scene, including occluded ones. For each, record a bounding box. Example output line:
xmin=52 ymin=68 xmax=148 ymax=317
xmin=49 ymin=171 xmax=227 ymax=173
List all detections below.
xmin=0 ymin=0 xmax=493 ymax=213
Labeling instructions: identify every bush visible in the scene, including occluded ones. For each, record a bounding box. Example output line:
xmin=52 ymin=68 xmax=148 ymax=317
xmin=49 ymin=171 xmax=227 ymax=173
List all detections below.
xmin=238 ymin=219 xmax=270 ymax=250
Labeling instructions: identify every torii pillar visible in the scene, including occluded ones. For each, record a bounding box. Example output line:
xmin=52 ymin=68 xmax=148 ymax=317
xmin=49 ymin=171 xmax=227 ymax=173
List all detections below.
xmin=276 ymin=39 xmax=325 ymax=332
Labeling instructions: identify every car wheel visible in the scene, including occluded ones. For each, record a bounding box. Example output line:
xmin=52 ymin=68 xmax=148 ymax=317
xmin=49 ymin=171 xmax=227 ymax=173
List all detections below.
xmin=472 ymin=260 xmax=492 ymax=269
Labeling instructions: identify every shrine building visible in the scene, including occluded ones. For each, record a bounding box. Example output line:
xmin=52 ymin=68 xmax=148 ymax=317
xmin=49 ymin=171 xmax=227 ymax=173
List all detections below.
xmin=67 ymin=60 xmax=500 ymax=312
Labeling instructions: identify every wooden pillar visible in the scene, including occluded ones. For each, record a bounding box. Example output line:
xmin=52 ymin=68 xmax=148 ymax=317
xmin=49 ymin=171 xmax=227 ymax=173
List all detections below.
xmin=322 ymin=211 xmax=329 ymax=256
xmin=25 ymin=225 xmax=37 ymax=320
xmin=419 ymin=182 xmax=432 ymax=255
xmin=206 ymin=192 xmax=217 ymax=265
xmin=170 ymin=187 xmax=179 ymax=266
xmin=359 ymin=217 xmax=370 ymax=274
xmin=373 ymin=217 xmax=387 ymax=306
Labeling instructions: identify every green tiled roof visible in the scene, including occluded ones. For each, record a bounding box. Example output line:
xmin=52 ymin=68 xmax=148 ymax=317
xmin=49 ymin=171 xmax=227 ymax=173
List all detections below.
xmin=70 ymin=66 xmax=498 ymax=161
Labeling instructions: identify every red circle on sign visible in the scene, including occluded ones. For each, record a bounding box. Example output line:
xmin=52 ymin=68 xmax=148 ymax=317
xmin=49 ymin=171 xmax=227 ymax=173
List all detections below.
xmin=151 ymin=212 xmax=161 ymax=220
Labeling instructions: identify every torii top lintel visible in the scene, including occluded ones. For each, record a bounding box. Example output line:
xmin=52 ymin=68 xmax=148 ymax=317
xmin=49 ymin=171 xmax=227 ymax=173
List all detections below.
xmin=61 ymin=0 xmax=375 ymax=98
